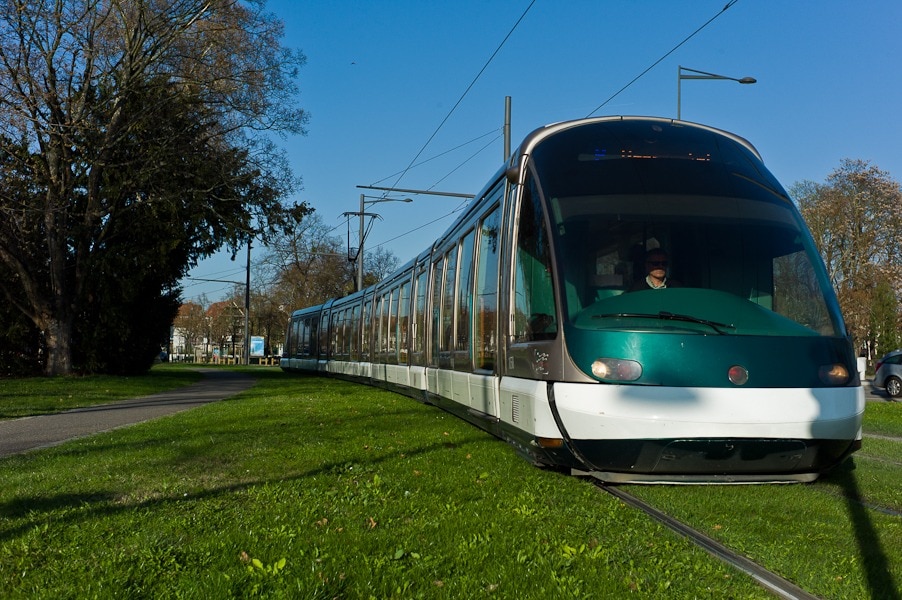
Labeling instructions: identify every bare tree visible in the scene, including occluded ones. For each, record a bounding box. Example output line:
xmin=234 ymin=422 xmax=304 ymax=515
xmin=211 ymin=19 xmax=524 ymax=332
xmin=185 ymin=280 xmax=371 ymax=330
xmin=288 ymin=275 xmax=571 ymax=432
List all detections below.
xmin=0 ymin=0 xmax=307 ymax=374
xmin=250 ymin=212 xmax=402 ymax=350
xmin=258 ymin=212 xmax=356 ymax=311
xmin=792 ymin=159 xmax=902 ymax=355
xmin=364 ymin=245 xmax=402 ymax=285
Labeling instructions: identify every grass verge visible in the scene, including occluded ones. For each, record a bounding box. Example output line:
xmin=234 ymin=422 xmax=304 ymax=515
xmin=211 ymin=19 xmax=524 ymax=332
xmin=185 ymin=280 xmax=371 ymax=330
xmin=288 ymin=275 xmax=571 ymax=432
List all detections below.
xmin=861 ymin=400 xmax=902 ymax=437
xmin=628 ymin=400 xmax=902 ymax=600
xmin=0 ymin=365 xmax=203 ymax=420
xmin=0 ymin=370 xmax=770 ymax=599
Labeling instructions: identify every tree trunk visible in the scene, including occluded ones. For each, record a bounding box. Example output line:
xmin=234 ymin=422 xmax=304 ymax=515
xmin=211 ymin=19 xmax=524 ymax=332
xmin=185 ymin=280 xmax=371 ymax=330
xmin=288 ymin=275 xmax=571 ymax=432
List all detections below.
xmin=41 ymin=314 xmax=73 ymax=376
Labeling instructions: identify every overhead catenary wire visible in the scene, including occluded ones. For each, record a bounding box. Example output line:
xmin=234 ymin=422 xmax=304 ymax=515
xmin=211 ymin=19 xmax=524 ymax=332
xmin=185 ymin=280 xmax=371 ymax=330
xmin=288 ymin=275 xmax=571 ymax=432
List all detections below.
xmin=370 ymin=201 xmax=471 ymax=249
xmin=366 ymin=134 xmax=498 ymax=251
xmin=370 ymin=128 xmax=501 ymax=187
xmin=345 ymin=131 xmax=502 ymax=254
xmin=325 ymin=128 xmax=504 ymax=244
xmin=180 ymin=265 xmax=249 ymax=304
xmin=340 ymin=3 xmax=535 ymax=260
xmin=369 ymin=0 xmax=741 ymax=254
xmin=422 ymin=134 xmax=501 ymax=194
xmin=380 ymin=0 xmax=536 ymax=194
xmin=182 ymin=4 xmax=535 ymax=305
xmin=186 ymin=1 xmax=746 ymax=304
xmin=586 ymin=0 xmax=740 ymax=117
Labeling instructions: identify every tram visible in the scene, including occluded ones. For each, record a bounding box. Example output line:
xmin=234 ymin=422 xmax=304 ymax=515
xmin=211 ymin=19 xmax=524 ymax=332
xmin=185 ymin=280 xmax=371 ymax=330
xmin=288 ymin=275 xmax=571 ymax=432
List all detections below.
xmin=282 ymin=116 xmax=863 ymax=483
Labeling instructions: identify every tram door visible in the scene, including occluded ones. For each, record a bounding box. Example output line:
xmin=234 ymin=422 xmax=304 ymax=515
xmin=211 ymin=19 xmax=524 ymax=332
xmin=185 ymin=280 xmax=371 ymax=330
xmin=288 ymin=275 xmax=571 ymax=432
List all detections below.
xmin=495 ymin=171 xmax=561 ymax=435
xmin=505 ymin=172 xmax=558 ymax=380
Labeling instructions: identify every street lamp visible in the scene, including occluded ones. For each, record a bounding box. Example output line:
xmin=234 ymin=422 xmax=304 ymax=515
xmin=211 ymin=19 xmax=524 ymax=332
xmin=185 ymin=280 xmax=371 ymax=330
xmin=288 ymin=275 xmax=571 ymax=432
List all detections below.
xmin=354 ymin=194 xmax=413 ymax=291
xmin=677 ymin=65 xmax=756 ymax=120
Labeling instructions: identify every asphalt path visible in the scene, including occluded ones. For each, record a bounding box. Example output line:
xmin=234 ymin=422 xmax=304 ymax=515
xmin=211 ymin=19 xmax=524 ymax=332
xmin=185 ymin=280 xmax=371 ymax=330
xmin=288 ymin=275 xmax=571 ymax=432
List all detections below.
xmin=864 ymin=379 xmax=896 ymax=402
xmin=0 ymin=369 xmax=255 ymax=458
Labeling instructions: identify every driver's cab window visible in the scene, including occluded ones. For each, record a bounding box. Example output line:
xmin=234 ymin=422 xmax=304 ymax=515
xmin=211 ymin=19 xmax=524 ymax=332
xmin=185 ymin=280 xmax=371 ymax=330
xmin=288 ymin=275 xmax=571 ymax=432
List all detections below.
xmin=513 ymin=174 xmax=557 ymax=341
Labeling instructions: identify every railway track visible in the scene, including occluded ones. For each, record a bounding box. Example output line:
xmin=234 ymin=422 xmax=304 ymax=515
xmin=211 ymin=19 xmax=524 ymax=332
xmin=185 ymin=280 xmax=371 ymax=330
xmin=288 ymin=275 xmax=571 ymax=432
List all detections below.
xmin=592 ymin=480 xmax=821 ymax=600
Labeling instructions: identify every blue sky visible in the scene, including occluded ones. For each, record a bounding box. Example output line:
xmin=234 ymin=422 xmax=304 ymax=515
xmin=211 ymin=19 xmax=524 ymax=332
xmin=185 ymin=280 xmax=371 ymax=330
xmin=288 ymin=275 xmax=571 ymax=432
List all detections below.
xmin=180 ymin=0 xmax=902 ymax=303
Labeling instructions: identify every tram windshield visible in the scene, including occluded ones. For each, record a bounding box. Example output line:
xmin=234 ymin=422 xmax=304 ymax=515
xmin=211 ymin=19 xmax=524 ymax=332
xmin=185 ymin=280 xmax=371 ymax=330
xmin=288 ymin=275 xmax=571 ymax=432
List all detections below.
xmin=531 ymin=120 xmax=844 ymax=337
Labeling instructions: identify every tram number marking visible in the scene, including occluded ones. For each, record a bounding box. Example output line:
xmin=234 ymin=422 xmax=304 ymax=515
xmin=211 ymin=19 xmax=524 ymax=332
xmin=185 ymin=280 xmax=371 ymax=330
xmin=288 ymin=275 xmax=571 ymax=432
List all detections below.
xmin=533 ymin=349 xmax=549 ymax=375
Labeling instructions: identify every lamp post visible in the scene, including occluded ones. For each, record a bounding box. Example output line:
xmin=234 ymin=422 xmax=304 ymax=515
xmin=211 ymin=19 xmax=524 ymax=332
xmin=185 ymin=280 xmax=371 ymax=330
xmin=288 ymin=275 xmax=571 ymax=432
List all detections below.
xmin=354 ymin=194 xmax=413 ymax=291
xmin=677 ymin=65 xmax=756 ymax=120
xmin=244 ymin=238 xmax=250 ymax=365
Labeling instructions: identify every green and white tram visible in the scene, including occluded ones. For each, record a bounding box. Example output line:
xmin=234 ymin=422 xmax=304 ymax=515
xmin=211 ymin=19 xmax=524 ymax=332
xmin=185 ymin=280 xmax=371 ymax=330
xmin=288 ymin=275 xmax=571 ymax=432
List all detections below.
xmin=282 ymin=116 xmax=863 ymax=483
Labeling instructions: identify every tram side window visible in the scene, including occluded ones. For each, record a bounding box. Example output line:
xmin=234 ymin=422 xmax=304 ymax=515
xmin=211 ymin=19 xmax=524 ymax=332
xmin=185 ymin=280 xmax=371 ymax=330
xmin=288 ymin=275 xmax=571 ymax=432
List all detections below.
xmin=386 ymin=287 xmax=398 ymax=365
xmin=333 ymin=310 xmax=342 ymax=359
xmin=347 ymin=307 xmax=355 ymax=358
xmin=341 ymin=308 xmax=352 ymax=359
xmin=307 ymin=317 xmax=318 ymax=358
xmin=291 ymin=318 xmax=302 ymax=358
xmin=454 ymin=230 xmax=476 ymax=370
xmin=440 ymin=246 xmax=458 ymax=368
xmin=330 ymin=312 xmax=339 ymax=358
xmin=399 ymin=281 xmax=411 ymax=365
xmin=429 ymin=257 xmax=444 ymax=368
xmin=372 ymin=297 xmax=380 ymax=361
xmin=361 ymin=299 xmax=372 ymax=361
xmin=475 ymin=206 xmax=501 ymax=371
xmin=350 ymin=304 xmax=360 ymax=361
xmin=412 ymin=269 xmax=428 ymax=366
xmin=298 ymin=318 xmax=308 ymax=357
xmin=319 ymin=312 xmax=330 ymax=357
xmin=333 ymin=311 xmax=341 ymax=359
xmin=341 ymin=310 xmax=350 ymax=359
xmin=332 ymin=310 xmax=344 ymax=358
xmin=513 ymin=174 xmax=557 ymax=341
xmin=375 ymin=294 xmax=386 ymax=363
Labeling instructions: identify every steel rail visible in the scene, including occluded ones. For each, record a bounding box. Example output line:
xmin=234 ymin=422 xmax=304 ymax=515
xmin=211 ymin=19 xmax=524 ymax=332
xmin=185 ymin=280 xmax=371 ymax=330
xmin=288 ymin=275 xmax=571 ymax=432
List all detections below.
xmin=808 ymin=484 xmax=902 ymax=519
xmin=597 ymin=483 xmax=820 ymax=600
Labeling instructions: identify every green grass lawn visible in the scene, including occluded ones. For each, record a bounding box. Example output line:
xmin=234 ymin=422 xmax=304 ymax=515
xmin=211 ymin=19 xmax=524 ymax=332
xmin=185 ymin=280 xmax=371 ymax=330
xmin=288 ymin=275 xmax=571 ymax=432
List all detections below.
xmin=608 ymin=399 xmax=902 ymax=600
xmin=1 ymin=369 xmax=769 ymax=599
xmin=861 ymin=400 xmax=902 ymax=437
xmin=0 ymin=369 xmax=899 ymax=598
xmin=0 ymin=366 xmax=203 ymax=419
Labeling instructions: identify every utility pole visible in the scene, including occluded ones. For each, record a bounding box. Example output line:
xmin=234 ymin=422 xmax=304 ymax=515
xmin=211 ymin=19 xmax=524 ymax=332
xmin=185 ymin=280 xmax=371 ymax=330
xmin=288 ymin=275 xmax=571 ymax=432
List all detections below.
xmin=504 ymin=96 xmax=511 ymax=161
xmin=342 ymin=195 xmax=388 ymax=293
xmin=358 ymin=193 xmax=364 ymax=292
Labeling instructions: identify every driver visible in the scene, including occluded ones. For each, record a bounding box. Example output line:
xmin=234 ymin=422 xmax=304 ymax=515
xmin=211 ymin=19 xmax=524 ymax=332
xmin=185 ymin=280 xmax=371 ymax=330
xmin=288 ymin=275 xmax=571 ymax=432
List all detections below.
xmin=629 ymin=248 xmax=682 ymax=291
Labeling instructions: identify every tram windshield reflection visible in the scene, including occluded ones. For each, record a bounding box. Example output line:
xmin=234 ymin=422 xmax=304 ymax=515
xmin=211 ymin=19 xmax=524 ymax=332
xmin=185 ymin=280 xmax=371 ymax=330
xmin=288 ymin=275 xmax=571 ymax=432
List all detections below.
xmin=527 ymin=120 xmax=844 ymax=339
xmin=547 ymin=194 xmax=841 ymax=337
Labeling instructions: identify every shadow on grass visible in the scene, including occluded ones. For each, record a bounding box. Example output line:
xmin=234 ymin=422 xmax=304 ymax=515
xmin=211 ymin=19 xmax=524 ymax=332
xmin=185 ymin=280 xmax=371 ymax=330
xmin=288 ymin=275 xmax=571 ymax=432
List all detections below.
xmin=0 ymin=369 xmax=209 ymax=420
xmin=37 ymin=405 xmax=440 ymax=460
xmin=827 ymin=460 xmax=901 ymax=599
xmin=0 ymin=430 xmax=488 ymax=544
xmin=0 ymin=370 xmax=491 ymax=555
xmin=0 ymin=491 xmax=120 ymax=519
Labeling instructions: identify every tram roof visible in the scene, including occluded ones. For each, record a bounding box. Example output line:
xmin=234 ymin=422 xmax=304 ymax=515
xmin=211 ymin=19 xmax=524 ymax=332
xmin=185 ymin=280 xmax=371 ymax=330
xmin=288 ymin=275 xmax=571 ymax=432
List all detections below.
xmin=513 ymin=116 xmax=763 ymax=163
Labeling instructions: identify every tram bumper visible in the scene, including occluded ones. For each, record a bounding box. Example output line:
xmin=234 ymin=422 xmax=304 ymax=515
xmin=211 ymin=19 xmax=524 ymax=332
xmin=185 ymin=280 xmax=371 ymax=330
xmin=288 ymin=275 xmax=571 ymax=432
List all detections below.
xmin=569 ymin=437 xmax=860 ymax=483
xmin=552 ymin=382 xmax=864 ymax=482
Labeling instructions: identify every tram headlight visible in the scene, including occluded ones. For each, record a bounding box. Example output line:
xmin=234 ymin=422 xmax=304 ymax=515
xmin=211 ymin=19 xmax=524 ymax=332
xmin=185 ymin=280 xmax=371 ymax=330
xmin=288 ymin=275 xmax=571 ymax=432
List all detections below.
xmin=591 ymin=358 xmax=642 ymax=382
xmin=819 ymin=363 xmax=850 ymax=386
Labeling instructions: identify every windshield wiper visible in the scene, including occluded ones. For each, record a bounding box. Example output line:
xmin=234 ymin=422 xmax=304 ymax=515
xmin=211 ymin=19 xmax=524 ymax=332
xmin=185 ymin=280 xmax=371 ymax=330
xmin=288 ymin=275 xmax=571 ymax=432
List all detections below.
xmin=592 ymin=311 xmax=735 ymax=335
